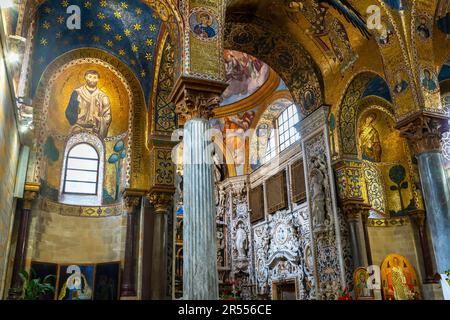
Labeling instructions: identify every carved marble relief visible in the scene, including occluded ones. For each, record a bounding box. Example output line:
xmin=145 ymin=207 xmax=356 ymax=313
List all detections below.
xmin=252 ymin=205 xmax=314 ymax=300
xmin=301 ymin=106 xmax=351 ymax=300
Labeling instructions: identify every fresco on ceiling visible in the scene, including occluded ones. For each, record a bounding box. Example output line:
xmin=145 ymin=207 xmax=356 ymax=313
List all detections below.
xmin=37 ymin=63 xmax=130 ymax=205
xmin=210 ymin=109 xmax=257 ymax=176
xmin=221 ymin=50 xmax=270 ymax=106
xmin=224 ymin=16 xmax=324 ymax=116
xmin=358 ymin=109 xmax=419 ymax=218
xmin=361 ymin=76 xmax=392 ymax=102
xmin=31 ymin=0 xmax=162 ymax=105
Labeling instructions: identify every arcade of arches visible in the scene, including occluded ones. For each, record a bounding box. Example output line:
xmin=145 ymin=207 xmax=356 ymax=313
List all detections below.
xmin=0 ymin=0 xmax=449 ymax=300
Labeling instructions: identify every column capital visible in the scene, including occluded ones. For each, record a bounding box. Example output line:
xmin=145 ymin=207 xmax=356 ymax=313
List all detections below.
xmin=342 ymin=200 xmax=371 ymax=222
xmin=169 ymin=76 xmax=227 ymax=123
xmin=122 ymin=188 xmax=144 ymax=214
xmin=398 ymin=113 xmax=449 ymax=155
xmin=23 ymin=182 xmax=40 ymax=210
xmin=146 ymin=191 xmax=173 ymax=214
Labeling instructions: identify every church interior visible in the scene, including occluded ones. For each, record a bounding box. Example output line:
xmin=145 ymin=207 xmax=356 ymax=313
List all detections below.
xmin=0 ymin=0 xmax=449 ymax=301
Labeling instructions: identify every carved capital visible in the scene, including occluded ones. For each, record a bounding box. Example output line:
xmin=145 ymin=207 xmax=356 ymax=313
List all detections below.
xmin=342 ymin=201 xmax=371 ymax=223
xmin=169 ymin=76 xmax=227 ymax=123
xmin=399 ymin=115 xmax=449 ymax=155
xmin=124 ymin=196 xmax=140 ymax=214
xmin=23 ymin=182 xmax=40 ymax=210
xmin=122 ymin=188 xmax=145 ymax=214
xmin=147 ymin=192 xmax=173 ymax=214
xmin=175 ymin=90 xmax=220 ymax=121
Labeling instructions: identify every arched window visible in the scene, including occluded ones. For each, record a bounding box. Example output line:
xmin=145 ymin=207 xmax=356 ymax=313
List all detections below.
xmin=63 ymin=143 xmax=99 ymax=195
xmin=262 ymin=102 xmax=300 ymax=164
xmin=264 ymin=128 xmax=277 ymax=162
xmin=278 ymin=103 xmax=300 ymax=152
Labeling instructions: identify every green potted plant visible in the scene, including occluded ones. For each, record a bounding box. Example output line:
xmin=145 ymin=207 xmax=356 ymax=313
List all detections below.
xmin=19 ymin=269 xmax=55 ymax=300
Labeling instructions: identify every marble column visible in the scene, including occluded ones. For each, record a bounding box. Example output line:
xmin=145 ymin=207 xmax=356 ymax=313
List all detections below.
xmin=120 ymin=192 xmax=141 ymax=299
xmin=343 ymin=202 xmax=370 ymax=269
xmin=410 ymin=210 xmax=437 ymax=283
xmin=400 ymin=115 xmax=450 ymax=274
xmin=147 ymin=192 xmax=173 ymax=299
xmin=8 ymin=184 xmax=39 ymax=300
xmin=171 ymin=78 xmax=227 ymax=300
xmin=360 ymin=210 xmax=373 ymax=266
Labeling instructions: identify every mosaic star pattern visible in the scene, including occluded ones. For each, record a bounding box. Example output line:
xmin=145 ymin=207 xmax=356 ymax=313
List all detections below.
xmin=32 ymin=0 xmax=162 ymax=104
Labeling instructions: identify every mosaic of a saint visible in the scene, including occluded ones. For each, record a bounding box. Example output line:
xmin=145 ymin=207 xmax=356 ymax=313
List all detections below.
xmin=65 ymin=70 xmax=112 ymax=138
xmin=421 ymin=69 xmax=438 ymax=91
xmin=359 ymin=113 xmax=382 ymax=162
xmin=386 ymin=256 xmax=415 ymax=300
xmin=192 ymin=12 xmax=216 ymax=39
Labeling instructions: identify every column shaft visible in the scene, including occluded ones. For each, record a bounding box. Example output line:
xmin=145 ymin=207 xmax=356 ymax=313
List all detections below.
xmin=121 ymin=212 xmax=137 ymax=297
xmin=183 ymin=118 xmax=218 ymax=300
xmin=9 ymin=206 xmax=31 ymax=293
xmin=347 ymin=219 xmax=363 ymax=268
xmin=150 ymin=211 xmax=168 ymax=299
xmin=416 ymin=151 xmax=450 ymax=274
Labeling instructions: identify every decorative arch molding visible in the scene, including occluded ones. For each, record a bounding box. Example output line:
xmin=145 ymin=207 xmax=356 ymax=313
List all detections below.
xmin=224 ymin=14 xmax=324 ymax=118
xmin=31 ymin=48 xmax=150 ymax=191
xmin=336 ymin=71 xmax=390 ymax=157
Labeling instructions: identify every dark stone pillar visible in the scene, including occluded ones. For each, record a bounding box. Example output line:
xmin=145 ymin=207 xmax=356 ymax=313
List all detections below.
xmin=361 ymin=210 xmax=373 ymax=266
xmin=343 ymin=202 xmax=371 ymax=269
xmin=120 ymin=192 xmax=141 ymax=299
xmin=147 ymin=192 xmax=173 ymax=299
xmin=410 ymin=210 xmax=437 ymax=283
xmin=8 ymin=185 xmax=39 ymax=300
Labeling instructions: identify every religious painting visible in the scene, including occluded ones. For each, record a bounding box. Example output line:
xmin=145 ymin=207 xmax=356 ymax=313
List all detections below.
xmin=221 ymin=50 xmax=270 ymax=106
xmin=93 ymin=262 xmax=120 ymax=300
xmin=353 ymin=267 xmax=374 ymax=300
xmin=381 ymin=254 xmax=421 ymax=300
xmin=358 ymin=112 xmax=382 ymax=162
xmin=189 ymin=9 xmax=218 ymax=40
xmin=416 ymin=16 xmax=431 ymax=40
xmin=420 ymin=69 xmax=438 ymax=92
xmin=212 ymin=108 xmax=257 ymax=175
xmin=358 ymin=108 xmax=418 ymax=217
xmin=392 ymin=71 xmax=409 ymax=95
xmin=30 ymin=261 xmax=58 ymax=300
xmin=377 ymin=20 xmax=395 ymax=46
xmin=57 ymin=264 xmax=95 ymax=300
xmin=38 ymin=62 xmax=130 ymax=205
xmin=223 ymin=110 xmax=255 ymax=170
xmin=65 ymin=69 xmax=112 ymax=139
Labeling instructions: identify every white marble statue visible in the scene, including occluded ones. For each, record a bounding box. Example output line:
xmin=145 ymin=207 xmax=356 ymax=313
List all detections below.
xmin=235 ymin=223 xmax=248 ymax=258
